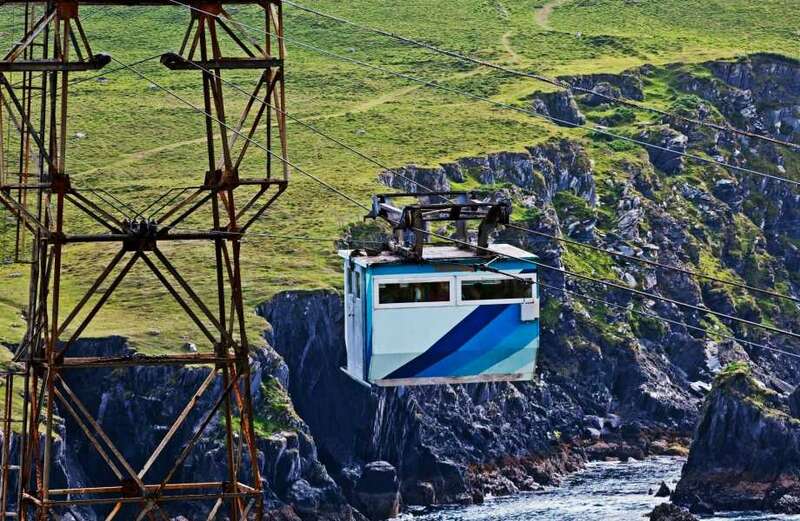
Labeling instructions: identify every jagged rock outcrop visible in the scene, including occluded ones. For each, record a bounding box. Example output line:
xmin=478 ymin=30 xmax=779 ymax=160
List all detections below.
xmin=638 ymin=126 xmax=688 ymax=174
xmin=378 ymin=165 xmax=451 ymax=194
xmin=380 ymin=139 xmax=595 ymax=208
xmin=676 ymin=54 xmax=800 ymax=140
xmin=655 ymin=481 xmax=672 ymax=497
xmin=673 ymin=365 xmax=800 ymax=514
xmin=560 ymin=72 xmax=645 ymax=102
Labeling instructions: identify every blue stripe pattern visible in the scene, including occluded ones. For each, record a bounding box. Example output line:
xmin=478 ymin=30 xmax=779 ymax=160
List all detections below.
xmin=384 ymin=304 xmax=510 ymax=379
xmin=421 ymin=305 xmax=530 ymax=377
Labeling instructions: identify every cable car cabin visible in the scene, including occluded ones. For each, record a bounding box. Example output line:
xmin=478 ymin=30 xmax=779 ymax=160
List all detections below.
xmin=339 ymin=244 xmax=540 ymax=387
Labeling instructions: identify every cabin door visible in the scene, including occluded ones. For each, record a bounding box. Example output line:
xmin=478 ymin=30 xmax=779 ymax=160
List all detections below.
xmin=352 ymin=268 xmax=365 ymax=363
xmin=345 ymin=266 xmax=366 ymax=379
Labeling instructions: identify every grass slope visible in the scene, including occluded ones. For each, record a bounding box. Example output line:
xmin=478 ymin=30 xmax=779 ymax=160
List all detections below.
xmin=0 ymin=0 xmax=798 ymax=353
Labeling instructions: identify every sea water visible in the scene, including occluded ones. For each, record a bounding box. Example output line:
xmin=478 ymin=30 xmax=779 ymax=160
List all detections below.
xmin=408 ymin=457 xmax=800 ymax=521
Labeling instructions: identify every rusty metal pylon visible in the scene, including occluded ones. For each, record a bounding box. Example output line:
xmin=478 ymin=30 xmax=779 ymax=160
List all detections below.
xmin=0 ymin=1 xmax=288 ymax=518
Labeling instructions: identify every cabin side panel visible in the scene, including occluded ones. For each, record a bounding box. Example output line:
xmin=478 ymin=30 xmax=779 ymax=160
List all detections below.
xmin=367 ymin=262 xmax=540 ymax=385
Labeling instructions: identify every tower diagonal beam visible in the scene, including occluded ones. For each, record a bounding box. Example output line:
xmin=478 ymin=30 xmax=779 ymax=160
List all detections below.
xmin=0 ymin=1 xmax=288 ymax=519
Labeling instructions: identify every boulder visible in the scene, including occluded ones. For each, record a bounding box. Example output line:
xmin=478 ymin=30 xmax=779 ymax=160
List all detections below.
xmin=648 ymin=503 xmax=697 ymax=521
xmin=286 ymin=479 xmax=323 ymax=517
xmin=579 ymin=81 xmax=622 ymax=107
xmin=712 ymin=179 xmax=743 ymax=210
xmin=354 ymin=461 xmax=401 ymax=520
xmin=402 ymin=480 xmax=436 ymax=506
xmin=771 ymin=493 xmax=800 ymax=514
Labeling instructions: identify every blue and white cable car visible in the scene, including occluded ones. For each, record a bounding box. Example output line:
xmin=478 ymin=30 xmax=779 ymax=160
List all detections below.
xmin=340 ymin=192 xmax=540 ymax=387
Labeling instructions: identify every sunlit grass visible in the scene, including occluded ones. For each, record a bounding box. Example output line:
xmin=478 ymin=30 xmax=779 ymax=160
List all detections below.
xmin=0 ymin=0 xmax=797 ymax=351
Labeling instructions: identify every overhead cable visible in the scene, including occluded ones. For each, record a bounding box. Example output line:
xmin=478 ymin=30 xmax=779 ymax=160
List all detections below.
xmin=111 ymin=56 xmax=800 ymax=345
xmin=284 ymin=0 xmax=800 ymax=152
xmin=164 ymin=0 xmax=800 ymax=188
xmin=184 ymin=58 xmax=800 ymax=307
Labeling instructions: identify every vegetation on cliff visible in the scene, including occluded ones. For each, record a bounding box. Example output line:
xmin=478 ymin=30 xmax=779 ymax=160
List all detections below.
xmin=0 ymin=0 xmax=798 ymax=353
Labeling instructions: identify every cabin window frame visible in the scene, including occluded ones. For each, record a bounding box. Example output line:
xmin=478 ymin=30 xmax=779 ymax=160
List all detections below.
xmin=456 ymin=272 xmax=537 ymax=305
xmin=372 ymin=275 xmax=455 ymax=309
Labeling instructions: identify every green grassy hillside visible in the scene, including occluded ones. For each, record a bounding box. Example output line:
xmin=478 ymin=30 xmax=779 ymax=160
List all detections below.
xmin=0 ymin=0 xmax=798 ymax=353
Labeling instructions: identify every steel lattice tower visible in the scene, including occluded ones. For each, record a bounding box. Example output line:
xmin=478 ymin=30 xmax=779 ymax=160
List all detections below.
xmin=0 ymin=1 xmax=288 ymax=518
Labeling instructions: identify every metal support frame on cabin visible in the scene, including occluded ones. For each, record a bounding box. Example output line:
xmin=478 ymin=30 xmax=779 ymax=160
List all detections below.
xmin=368 ymin=191 xmax=512 ymax=260
xmin=0 ymin=1 xmax=289 ymax=519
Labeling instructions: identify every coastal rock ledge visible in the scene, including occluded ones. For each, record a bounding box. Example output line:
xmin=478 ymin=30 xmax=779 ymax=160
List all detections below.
xmin=673 ymin=363 xmax=800 ymax=514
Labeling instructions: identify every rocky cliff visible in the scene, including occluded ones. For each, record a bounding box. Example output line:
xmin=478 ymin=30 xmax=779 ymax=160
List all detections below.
xmin=673 ymin=363 xmax=800 ymax=514
xmin=9 ymin=53 xmax=800 ymax=520
xmin=3 ymin=337 xmax=356 ymax=521
xmin=258 ymin=53 xmax=800 ymax=515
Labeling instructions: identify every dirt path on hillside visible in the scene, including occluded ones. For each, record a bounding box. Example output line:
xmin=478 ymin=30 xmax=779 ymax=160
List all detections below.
xmin=534 ymin=0 xmax=571 ymax=31
xmin=501 ymin=31 xmax=522 ymax=63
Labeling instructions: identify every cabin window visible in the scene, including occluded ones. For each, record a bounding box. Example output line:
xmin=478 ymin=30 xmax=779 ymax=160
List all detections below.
xmin=460 ymin=278 xmax=533 ymax=302
xmin=377 ymin=280 xmax=451 ymax=305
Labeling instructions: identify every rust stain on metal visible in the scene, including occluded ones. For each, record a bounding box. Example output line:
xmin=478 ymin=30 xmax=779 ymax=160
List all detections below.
xmin=0 ymin=2 xmax=289 ymax=519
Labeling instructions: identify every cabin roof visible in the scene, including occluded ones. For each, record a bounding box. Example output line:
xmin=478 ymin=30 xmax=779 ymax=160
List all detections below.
xmin=338 ymin=244 xmax=537 ymax=268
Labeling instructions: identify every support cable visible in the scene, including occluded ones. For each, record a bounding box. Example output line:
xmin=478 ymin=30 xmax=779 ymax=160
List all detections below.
xmin=187 ymin=60 xmax=800 ymax=307
xmin=442 ymin=257 xmax=799 ymax=358
xmin=242 ymin=233 xmax=383 ymax=245
xmin=165 ymin=0 xmax=800 ymax=189
xmin=223 ymin=225 xmax=800 ymax=361
xmin=109 ymin=57 xmax=371 ymax=213
xmin=283 ymin=0 xmax=800 ymax=152
xmin=418 ymin=226 xmax=800 ymax=342
xmin=110 ymin=56 xmax=800 ymax=347
xmin=536 ymin=280 xmax=800 ymax=360
xmin=506 ymin=222 xmax=800 ymax=305
xmin=181 ymin=58 xmax=449 ymax=202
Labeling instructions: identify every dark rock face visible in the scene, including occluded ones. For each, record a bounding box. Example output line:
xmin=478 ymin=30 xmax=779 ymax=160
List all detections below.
xmin=561 ymin=72 xmax=646 ymax=102
xmin=649 ymin=503 xmax=697 ymax=521
xmin=532 ymin=90 xmax=586 ymax=126
xmin=44 ymin=338 xmax=354 ymax=521
xmin=673 ymin=368 xmax=800 ymax=513
xmin=637 ymin=126 xmax=688 ymax=174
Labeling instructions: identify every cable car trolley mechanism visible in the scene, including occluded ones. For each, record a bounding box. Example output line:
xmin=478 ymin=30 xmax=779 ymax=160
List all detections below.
xmin=339 ymin=191 xmax=540 ymax=387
